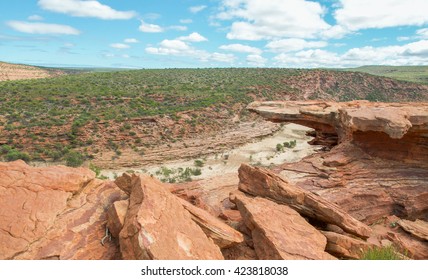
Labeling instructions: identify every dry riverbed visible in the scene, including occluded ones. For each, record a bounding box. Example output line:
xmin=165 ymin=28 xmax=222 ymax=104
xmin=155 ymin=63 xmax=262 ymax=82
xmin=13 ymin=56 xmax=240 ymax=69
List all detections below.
xmin=101 ymin=123 xmax=319 ymax=182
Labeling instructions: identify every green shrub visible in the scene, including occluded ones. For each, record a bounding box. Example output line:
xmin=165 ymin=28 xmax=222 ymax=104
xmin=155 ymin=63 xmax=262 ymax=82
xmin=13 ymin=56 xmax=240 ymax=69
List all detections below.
xmin=64 ymin=150 xmax=85 ymax=167
xmin=5 ymin=150 xmax=31 ymax=162
xmin=0 ymin=145 xmax=13 ymax=154
xmin=89 ymin=163 xmax=101 ymax=177
xmin=194 ymin=159 xmax=204 ymax=167
xmin=360 ymin=246 xmax=403 ymax=260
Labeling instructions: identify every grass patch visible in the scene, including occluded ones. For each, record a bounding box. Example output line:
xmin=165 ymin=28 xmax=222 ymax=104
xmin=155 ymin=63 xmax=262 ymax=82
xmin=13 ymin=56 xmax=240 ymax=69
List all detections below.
xmin=360 ymin=246 xmax=403 ymax=260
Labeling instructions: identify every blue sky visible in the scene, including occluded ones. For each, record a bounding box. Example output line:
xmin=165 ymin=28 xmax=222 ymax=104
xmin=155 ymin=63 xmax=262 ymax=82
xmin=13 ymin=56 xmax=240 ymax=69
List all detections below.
xmin=1 ymin=0 xmax=428 ymax=68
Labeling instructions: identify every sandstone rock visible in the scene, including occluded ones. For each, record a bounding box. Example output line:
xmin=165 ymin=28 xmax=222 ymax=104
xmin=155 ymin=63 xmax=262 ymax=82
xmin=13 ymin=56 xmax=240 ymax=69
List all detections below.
xmin=397 ymin=219 xmax=428 ymax=241
xmin=170 ymin=173 xmax=239 ymax=218
xmin=118 ymin=174 xmax=223 ymax=260
xmin=387 ymin=231 xmax=428 ymax=260
xmin=250 ymin=101 xmax=428 ymax=224
xmin=179 ymin=198 xmax=244 ymax=249
xmin=238 ymin=163 xmax=372 ymax=239
xmin=107 ymin=199 xmax=129 ymax=238
xmin=114 ymin=172 xmax=134 ymax=195
xmin=321 ymin=231 xmax=374 ymax=259
xmin=0 ymin=160 xmax=126 ymax=260
xmin=231 ymin=191 xmax=335 ymax=260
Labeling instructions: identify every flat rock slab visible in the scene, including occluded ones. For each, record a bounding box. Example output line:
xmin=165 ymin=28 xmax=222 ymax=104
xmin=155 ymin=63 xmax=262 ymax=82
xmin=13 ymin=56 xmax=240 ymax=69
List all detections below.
xmin=397 ymin=219 xmax=428 ymax=241
xmin=321 ymin=231 xmax=374 ymax=259
xmin=231 ymin=191 xmax=335 ymax=260
xmin=119 ymin=174 xmax=224 ymax=260
xmin=238 ymin=163 xmax=372 ymax=239
xmin=179 ymin=198 xmax=244 ymax=249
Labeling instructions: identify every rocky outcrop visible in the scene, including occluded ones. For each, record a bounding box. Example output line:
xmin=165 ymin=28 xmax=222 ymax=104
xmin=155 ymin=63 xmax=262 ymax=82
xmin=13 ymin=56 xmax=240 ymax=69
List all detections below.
xmin=107 ymin=200 xmax=129 ymax=238
xmin=0 ymin=160 xmax=126 ymax=260
xmin=231 ymin=191 xmax=335 ymax=260
xmin=321 ymin=231 xmax=374 ymax=259
xmin=238 ymin=163 xmax=372 ymax=239
xmin=249 ymin=101 xmax=428 ymax=224
xmin=397 ymin=219 xmax=428 ymax=241
xmin=118 ymin=174 xmax=224 ymax=260
xmin=179 ymin=199 xmax=244 ymax=249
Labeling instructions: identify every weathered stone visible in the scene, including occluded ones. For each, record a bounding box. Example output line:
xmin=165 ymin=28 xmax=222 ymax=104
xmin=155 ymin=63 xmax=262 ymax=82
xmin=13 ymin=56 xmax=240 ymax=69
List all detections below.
xmin=321 ymin=231 xmax=374 ymax=259
xmin=397 ymin=219 xmax=428 ymax=241
xmin=114 ymin=172 xmax=134 ymax=195
xmin=250 ymin=101 xmax=428 ymax=224
xmin=179 ymin=198 xmax=244 ymax=249
xmin=118 ymin=174 xmax=223 ymax=260
xmin=107 ymin=199 xmax=129 ymax=238
xmin=238 ymin=163 xmax=372 ymax=239
xmin=231 ymin=191 xmax=335 ymax=260
xmin=0 ymin=160 xmax=126 ymax=260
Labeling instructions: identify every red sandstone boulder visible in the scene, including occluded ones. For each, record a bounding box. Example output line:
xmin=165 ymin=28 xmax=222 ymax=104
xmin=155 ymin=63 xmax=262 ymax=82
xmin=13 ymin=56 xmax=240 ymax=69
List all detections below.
xmin=238 ymin=163 xmax=372 ymax=239
xmin=0 ymin=160 xmax=126 ymax=260
xmin=231 ymin=191 xmax=335 ymax=260
xmin=118 ymin=174 xmax=224 ymax=260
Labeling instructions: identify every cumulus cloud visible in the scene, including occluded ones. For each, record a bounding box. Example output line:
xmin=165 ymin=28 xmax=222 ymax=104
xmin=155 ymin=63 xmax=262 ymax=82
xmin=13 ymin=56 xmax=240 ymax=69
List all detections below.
xmin=217 ymin=0 xmax=331 ymax=40
xmin=110 ymin=43 xmax=130 ymax=49
xmin=266 ymin=39 xmax=328 ymax=53
xmin=177 ymin=32 xmax=208 ymax=42
xmin=273 ymin=40 xmax=428 ymax=68
xmin=124 ymin=38 xmax=139 ymax=43
xmin=334 ymin=0 xmax=428 ymax=31
xmin=190 ymin=5 xmax=207 ymax=13
xmin=146 ymin=38 xmax=236 ymax=63
xmin=38 ymin=0 xmax=136 ymax=20
xmin=139 ymin=20 xmax=164 ymax=33
xmin=6 ymin=21 xmax=80 ymax=35
xmin=28 ymin=15 xmax=44 ymax=21
xmin=219 ymin=43 xmax=262 ymax=54
xmin=416 ymin=28 xmax=428 ymax=39
xmin=246 ymin=54 xmax=267 ymax=66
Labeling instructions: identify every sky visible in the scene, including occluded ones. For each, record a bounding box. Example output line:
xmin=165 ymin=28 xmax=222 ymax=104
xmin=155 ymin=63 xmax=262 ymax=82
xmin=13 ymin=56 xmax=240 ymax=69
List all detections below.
xmin=0 ymin=0 xmax=428 ymax=68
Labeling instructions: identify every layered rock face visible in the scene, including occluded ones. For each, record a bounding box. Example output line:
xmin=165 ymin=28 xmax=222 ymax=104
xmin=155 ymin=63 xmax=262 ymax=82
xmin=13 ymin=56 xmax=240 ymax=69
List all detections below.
xmin=0 ymin=160 xmax=126 ymax=260
xmin=248 ymin=100 xmax=428 ymax=259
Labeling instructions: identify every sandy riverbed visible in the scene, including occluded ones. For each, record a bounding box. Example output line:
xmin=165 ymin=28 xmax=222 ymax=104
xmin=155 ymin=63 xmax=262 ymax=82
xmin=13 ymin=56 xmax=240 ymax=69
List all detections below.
xmin=101 ymin=123 xmax=319 ymax=181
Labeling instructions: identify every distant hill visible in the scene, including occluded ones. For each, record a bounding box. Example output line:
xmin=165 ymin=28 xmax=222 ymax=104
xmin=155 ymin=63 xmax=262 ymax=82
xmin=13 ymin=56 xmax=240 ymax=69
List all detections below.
xmin=345 ymin=65 xmax=428 ymax=85
xmin=0 ymin=61 xmax=66 ymax=82
xmin=1 ymin=68 xmax=427 ymax=164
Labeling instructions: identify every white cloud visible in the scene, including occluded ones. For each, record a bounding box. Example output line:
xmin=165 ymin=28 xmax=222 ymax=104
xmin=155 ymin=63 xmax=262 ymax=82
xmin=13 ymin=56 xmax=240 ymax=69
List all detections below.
xmin=416 ymin=28 xmax=428 ymax=39
xmin=218 ymin=0 xmax=331 ymax=40
xmin=146 ymin=39 xmax=236 ymax=64
xmin=110 ymin=43 xmax=130 ymax=49
xmin=266 ymin=39 xmax=327 ymax=53
xmin=139 ymin=20 xmax=164 ymax=33
xmin=334 ymin=0 xmax=428 ymax=31
xmin=246 ymin=54 xmax=267 ymax=66
xmin=209 ymin=52 xmax=236 ymax=63
xmin=169 ymin=25 xmax=188 ymax=31
xmin=6 ymin=21 xmax=80 ymax=35
xmin=177 ymin=32 xmax=208 ymax=42
xmin=28 ymin=15 xmax=44 ymax=21
xmin=273 ymin=40 xmax=428 ymax=68
xmin=190 ymin=5 xmax=207 ymax=13
xmin=124 ymin=38 xmax=139 ymax=43
xmin=38 ymin=0 xmax=136 ymax=20
xmin=219 ymin=43 xmax=262 ymax=54
xmin=122 ymin=54 xmax=130 ymax=59
xmin=180 ymin=19 xmax=193 ymax=24
xmin=397 ymin=36 xmax=411 ymax=42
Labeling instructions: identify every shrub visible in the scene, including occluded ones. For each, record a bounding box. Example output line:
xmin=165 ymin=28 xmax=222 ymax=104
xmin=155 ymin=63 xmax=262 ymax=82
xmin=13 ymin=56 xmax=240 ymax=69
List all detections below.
xmin=360 ymin=246 xmax=403 ymax=260
xmin=64 ymin=150 xmax=85 ymax=167
xmin=194 ymin=159 xmax=204 ymax=167
xmin=276 ymin=143 xmax=284 ymax=152
xmin=89 ymin=163 xmax=101 ymax=177
xmin=5 ymin=150 xmax=31 ymax=162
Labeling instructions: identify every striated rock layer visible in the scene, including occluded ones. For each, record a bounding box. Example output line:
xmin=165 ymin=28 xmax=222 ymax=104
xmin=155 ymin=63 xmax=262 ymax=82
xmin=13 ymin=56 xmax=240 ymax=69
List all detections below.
xmin=0 ymin=160 xmax=126 ymax=260
xmin=248 ymin=101 xmax=428 ymax=224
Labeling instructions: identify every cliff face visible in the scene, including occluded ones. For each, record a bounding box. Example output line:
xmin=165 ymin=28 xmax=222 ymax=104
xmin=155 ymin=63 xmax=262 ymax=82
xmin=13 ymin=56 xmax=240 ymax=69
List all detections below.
xmin=248 ymin=101 xmax=428 ymax=223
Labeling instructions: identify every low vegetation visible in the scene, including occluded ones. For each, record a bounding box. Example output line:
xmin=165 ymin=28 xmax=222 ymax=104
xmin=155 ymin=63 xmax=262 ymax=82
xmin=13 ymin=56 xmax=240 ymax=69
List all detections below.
xmin=1 ymin=67 xmax=428 ymax=165
xmin=360 ymin=245 xmax=404 ymax=260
